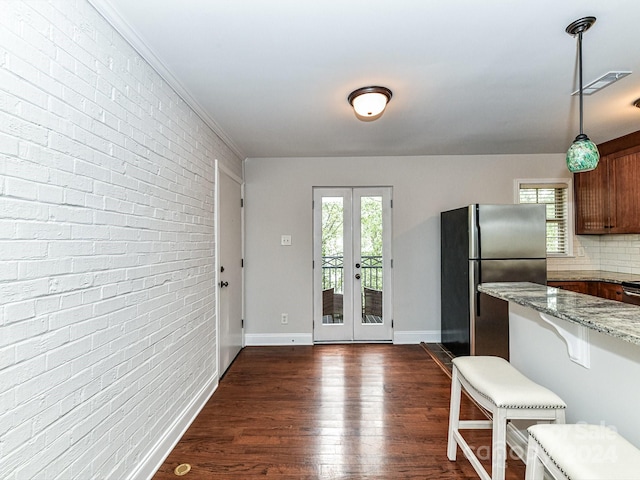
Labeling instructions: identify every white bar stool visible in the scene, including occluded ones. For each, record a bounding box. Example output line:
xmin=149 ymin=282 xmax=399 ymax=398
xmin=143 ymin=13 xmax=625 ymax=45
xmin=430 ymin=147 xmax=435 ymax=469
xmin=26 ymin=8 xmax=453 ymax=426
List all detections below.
xmin=526 ymin=423 xmax=640 ymax=480
xmin=447 ymin=356 xmax=566 ymax=480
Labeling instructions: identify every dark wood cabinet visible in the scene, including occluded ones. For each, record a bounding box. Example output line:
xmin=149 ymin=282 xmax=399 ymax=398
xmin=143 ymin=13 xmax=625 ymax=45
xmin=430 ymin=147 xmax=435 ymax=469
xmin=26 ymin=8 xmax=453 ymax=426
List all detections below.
xmin=574 ymin=156 xmax=611 ymax=233
xmin=547 ymin=280 xmax=591 ymax=294
xmin=596 ymin=282 xmax=623 ymax=301
xmin=574 ymin=131 xmax=640 ymax=234
xmin=548 ymin=280 xmax=640 ymax=305
xmin=608 ymin=151 xmax=640 ymax=232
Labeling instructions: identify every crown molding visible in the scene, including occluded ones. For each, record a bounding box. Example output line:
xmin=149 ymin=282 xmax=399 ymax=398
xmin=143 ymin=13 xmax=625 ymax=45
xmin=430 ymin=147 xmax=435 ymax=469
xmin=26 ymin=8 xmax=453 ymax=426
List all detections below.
xmin=87 ymin=0 xmax=246 ymax=161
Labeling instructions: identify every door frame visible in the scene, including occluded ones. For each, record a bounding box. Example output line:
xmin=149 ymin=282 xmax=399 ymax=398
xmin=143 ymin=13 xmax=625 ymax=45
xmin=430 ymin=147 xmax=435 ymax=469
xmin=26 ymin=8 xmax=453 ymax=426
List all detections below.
xmin=215 ymin=160 xmax=244 ymax=377
xmin=312 ymin=186 xmax=393 ymax=343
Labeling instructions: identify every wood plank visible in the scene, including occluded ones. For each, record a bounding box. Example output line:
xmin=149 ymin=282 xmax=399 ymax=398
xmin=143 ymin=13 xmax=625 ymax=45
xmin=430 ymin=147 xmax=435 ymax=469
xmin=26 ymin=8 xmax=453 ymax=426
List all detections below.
xmin=152 ymin=345 xmax=526 ymax=479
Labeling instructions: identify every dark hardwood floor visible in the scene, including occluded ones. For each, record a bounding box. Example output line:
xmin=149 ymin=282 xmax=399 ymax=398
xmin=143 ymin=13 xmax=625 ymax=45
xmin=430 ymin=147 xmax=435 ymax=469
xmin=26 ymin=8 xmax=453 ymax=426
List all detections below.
xmin=153 ymin=344 xmax=526 ymax=479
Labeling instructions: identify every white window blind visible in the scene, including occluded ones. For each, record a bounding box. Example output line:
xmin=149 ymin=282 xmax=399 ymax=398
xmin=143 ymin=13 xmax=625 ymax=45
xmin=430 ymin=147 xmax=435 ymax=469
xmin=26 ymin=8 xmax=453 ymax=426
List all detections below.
xmin=518 ymin=183 xmax=569 ymax=255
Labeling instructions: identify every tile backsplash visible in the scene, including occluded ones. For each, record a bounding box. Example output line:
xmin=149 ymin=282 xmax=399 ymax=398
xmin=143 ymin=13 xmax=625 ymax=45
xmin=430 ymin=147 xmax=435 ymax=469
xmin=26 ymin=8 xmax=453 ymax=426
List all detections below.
xmin=548 ymin=234 xmax=640 ymax=274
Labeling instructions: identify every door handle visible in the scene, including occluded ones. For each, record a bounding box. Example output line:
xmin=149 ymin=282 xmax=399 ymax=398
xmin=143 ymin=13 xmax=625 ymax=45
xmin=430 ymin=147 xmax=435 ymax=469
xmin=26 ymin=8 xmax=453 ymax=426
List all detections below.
xmin=355 ymin=274 xmax=361 ymax=280
xmin=219 ymin=281 xmax=229 ymax=288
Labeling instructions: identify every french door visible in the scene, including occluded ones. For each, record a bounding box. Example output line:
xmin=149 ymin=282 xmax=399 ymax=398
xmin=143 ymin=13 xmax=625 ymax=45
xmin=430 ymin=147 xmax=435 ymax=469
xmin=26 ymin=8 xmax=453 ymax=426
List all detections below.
xmin=313 ymin=187 xmax=393 ymax=342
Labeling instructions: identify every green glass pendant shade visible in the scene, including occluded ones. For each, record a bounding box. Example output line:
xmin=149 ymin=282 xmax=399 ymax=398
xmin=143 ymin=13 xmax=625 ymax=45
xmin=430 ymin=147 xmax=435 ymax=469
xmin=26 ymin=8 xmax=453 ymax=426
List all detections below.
xmin=565 ymin=17 xmax=599 ymax=174
xmin=566 ymin=134 xmax=599 ymax=173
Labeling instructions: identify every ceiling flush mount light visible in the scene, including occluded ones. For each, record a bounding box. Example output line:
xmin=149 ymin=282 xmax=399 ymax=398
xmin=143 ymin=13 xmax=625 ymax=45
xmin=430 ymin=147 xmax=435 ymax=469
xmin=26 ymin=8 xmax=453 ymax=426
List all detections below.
xmin=348 ymin=86 xmax=392 ymax=121
xmin=565 ymin=16 xmax=600 ymax=173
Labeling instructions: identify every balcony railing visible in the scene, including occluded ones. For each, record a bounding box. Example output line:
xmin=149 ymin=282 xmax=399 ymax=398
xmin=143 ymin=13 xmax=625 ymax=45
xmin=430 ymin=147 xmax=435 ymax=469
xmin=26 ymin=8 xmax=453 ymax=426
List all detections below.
xmin=322 ymin=255 xmax=383 ymax=292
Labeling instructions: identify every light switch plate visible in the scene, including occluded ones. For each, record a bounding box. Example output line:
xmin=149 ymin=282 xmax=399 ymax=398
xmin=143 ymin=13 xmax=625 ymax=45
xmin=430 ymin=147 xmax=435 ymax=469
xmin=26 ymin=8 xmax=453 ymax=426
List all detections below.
xmin=281 ymin=235 xmax=292 ymax=246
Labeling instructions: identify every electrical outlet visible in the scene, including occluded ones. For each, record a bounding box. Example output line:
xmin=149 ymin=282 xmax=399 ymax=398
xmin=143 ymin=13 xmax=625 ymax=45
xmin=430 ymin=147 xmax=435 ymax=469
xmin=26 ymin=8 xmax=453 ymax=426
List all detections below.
xmin=281 ymin=313 xmax=288 ymax=325
xmin=281 ymin=235 xmax=292 ymax=246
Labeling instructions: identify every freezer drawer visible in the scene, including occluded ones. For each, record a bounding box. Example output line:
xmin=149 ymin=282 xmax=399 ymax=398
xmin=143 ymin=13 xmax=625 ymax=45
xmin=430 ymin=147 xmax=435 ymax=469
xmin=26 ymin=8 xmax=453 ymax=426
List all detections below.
xmin=469 ymin=259 xmax=547 ymax=358
xmin=473 ymin=293 xmax=509 ymax=358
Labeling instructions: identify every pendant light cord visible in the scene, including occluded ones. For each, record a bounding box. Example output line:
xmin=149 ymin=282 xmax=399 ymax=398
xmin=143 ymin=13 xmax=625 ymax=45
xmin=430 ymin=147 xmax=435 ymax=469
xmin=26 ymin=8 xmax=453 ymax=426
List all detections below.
xmin=578 ymin=31 xmax=584 ymax=136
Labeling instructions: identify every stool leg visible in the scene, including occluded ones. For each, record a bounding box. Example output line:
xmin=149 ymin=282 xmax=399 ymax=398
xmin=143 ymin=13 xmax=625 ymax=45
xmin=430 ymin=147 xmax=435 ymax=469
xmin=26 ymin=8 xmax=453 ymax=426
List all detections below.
xmin=524 ymin=438 xmax=545 ymax=480
xmin=491 ymin=408 xmax=507 ymax=480
xmin=447 ymin=366 xmax=462 ymax=461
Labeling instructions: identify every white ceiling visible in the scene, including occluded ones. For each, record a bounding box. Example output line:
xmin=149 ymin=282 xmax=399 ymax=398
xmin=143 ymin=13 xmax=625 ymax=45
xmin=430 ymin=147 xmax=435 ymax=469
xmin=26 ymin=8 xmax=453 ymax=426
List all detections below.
xmin=91 ymin=0 xmax=640 ymax=159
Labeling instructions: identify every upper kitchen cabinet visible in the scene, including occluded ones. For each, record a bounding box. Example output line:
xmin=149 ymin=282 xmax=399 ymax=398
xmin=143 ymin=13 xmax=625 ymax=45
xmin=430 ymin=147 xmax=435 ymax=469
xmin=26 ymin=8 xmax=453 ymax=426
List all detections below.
xmin=574 ymin=131 xmax=640 ymax=234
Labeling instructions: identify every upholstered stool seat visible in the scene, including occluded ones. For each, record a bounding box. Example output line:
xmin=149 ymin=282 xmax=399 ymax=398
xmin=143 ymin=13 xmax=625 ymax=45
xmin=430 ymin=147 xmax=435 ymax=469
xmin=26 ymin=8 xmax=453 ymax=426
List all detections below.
xmin=525 ymin=423 xmax=640 ymax=480
xmin=447 ymin=356 xmax=566 ymax=480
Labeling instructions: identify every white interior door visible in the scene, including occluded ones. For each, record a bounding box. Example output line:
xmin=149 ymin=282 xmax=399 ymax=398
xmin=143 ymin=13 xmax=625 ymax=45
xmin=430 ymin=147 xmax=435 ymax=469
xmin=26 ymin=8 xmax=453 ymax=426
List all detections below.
xmin=313 ymin=187 xmax=393 ymax=342
xmin=217 ymin=162 xmax=243 ymax=375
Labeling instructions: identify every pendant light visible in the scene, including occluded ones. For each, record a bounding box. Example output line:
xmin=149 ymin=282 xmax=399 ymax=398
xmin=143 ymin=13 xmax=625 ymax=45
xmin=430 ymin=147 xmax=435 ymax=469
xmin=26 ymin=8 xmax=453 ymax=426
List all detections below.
xmin=348 ymin=86 xmax=392 ymax=121
xmin=565 ymin=16 xmax=600 ymax=173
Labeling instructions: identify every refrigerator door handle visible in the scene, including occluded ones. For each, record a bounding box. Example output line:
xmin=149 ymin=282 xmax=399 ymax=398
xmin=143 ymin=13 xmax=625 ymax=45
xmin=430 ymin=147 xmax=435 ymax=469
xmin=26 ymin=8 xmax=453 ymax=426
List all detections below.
xmin=477 ymin=260 xmax=481 ymax=316
xmin=470 ymin=260 xmax=481 ymax=317
xmin=475 ymin=204 xmax=482 ymax=260
xmin=469 ymin=260 xmax=480 ymax=354
xmin=469 ymin=204 xmax=480 ymax=259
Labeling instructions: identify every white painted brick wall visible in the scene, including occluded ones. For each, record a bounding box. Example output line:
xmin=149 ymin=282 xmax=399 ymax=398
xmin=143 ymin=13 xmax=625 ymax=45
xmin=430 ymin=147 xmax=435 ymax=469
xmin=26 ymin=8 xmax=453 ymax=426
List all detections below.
xmin=0 ymin=1 xmax=242 ymax=478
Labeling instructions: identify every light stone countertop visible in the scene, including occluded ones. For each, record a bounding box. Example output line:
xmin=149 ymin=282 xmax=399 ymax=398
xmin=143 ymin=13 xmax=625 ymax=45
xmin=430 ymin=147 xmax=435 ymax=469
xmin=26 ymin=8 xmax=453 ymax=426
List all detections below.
xmin=478 ymin=282 xmax=640 ymax=346
xmin=547 ymin=270 xmax=640 ymax=284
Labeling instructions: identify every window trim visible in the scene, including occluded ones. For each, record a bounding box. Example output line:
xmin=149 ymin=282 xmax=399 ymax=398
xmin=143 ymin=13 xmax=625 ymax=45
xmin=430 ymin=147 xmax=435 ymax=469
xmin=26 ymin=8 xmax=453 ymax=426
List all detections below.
xmin=514 ymin=178 xmax=574 ymax=257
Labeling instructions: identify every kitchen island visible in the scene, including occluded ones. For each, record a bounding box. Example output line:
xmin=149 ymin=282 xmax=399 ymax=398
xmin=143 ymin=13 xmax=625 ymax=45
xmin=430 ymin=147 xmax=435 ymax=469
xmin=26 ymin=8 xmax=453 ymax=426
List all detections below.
xmin=478 ymin=282 xmax=640 ymax=448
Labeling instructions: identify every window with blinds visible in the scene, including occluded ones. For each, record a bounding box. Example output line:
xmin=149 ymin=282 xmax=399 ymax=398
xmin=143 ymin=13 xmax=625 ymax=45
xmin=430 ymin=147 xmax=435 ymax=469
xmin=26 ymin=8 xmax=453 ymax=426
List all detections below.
xmin=518 ymin=182 xmax=569 ymax=255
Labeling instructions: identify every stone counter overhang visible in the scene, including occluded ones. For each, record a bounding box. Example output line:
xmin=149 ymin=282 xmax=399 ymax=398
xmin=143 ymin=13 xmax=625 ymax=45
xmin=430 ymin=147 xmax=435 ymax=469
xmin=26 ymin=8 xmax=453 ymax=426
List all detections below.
xmin=478 ymin=282 xmax=640 ymax=346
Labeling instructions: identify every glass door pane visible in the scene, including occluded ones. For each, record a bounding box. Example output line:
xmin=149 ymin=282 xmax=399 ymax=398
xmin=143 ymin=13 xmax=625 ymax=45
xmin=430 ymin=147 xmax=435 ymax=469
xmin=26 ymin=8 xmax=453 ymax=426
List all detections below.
xmin=321 ymin=197 xmax=344 ymax=325
xmin=359 ymin=196 xmax=383 ymax=325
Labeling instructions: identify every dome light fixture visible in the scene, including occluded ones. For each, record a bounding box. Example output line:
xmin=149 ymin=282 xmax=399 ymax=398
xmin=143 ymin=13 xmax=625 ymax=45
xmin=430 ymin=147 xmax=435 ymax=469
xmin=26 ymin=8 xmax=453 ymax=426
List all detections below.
xmin=565 ymin=16 xmax=600 ymax=173
xmin=348 ymin=86 xmax=392 ymax=121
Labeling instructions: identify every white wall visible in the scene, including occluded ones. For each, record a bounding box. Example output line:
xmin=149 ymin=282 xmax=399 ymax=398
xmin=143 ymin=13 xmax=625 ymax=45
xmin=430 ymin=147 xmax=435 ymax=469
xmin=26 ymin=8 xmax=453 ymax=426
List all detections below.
xmin=244 ymin=154 xmax=569 ymax=344
xmin=0 ymin=2 xmax=241 ymax=479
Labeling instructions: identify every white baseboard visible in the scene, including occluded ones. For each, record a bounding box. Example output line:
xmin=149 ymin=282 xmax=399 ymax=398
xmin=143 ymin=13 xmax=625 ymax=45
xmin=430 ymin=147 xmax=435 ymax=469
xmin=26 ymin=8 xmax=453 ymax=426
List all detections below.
xmin=244 ymin=333 xmax=313 ymax=346
xmin=130 ymin=374 xmax=219 ymax=480
xmin=393 ymin=330 xmax=441 ymax=344
xmin=244 ymin=332 xmax=440 ymax=346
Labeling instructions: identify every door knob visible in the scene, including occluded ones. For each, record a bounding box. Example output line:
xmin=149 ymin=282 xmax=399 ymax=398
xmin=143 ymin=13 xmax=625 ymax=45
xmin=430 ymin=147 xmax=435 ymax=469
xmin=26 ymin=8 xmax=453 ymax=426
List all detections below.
xmin=355 ymin=263 xmax=361 ymax=268
xmin=355 ymin=274 xmax=361 ymax=280
xmin=220 ymin=281 xmax=229 ymax=288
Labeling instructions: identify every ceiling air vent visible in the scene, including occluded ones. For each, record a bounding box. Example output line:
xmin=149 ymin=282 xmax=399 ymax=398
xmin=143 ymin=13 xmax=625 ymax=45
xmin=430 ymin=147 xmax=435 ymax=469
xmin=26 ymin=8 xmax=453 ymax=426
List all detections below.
xmin=572 ymin=71 xmax=632 ymax=96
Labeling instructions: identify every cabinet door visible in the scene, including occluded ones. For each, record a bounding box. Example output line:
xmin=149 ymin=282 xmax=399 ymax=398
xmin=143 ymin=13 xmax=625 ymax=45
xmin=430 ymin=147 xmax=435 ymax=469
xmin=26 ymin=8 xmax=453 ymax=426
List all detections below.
xmin=574 ymin=156 xmax=610 ymax=234
xmin=548 ymin=281 xmax=590 ymax=294
xmin=608 ymin=151 xmax=640 ymax=233
xmin=597 ymin=282 xmax=623 ymax=301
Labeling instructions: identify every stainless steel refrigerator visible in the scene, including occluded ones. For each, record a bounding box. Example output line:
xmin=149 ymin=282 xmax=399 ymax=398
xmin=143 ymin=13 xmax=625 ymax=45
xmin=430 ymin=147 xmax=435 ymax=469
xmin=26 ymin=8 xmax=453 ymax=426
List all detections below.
xmin=440 ymin=204 xmax=547 ymax=359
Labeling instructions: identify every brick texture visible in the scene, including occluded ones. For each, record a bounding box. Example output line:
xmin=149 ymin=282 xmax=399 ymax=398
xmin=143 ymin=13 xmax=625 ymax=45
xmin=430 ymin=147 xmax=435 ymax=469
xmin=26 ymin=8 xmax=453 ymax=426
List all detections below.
xmin=0 ymin=1 xmax=241 ymax=478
